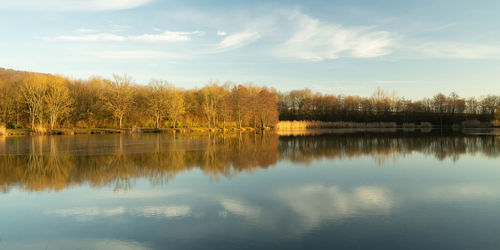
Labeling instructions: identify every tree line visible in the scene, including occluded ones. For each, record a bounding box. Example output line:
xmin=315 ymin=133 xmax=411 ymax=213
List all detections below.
xmin=279 ymin=88 xmax=500 ymax=125
xmin=0 ymin=68 xmax=279 ymax=130
xmin=1 ymin=68 xmax=499 ymax=130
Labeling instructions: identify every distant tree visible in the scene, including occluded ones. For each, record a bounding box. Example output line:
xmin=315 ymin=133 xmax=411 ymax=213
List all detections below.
xmin=432 ymin=93 xmax=447 ymax=113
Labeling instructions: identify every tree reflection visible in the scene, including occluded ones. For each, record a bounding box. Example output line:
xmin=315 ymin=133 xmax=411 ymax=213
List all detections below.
xmin=0 ymin=133 xmax=498 ymax=192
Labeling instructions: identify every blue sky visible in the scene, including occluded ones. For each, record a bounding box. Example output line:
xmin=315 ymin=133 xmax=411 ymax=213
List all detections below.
xmin=1 ymin=0 xmax=500 ymax=98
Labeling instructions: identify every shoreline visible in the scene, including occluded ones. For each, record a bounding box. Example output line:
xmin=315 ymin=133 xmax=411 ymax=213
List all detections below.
xmin=1 ymin=125 xmax=499 ymax=137
xmin=1 ymin=127 xmax=268 ymax=136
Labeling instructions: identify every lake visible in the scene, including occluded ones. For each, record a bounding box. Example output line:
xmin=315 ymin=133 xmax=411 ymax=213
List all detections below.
xmin=0 ymin=131 xmax=499 ymax=250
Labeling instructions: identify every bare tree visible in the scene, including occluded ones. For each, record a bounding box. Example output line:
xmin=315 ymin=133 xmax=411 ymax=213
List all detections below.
xmin=166 ymin=88 xmax=185 ymax=128
xmin=103 ymin=74 xmax=135 ymax=129
xmin=148 ymin=80 xmax=170 ymax=129
xmin=20 ymin=74 xmax=47 ymax=128
xmin=231 ymin=85 xmax=250 ymax=129
xmin=45 ymin=76 xmax=73 ymax=129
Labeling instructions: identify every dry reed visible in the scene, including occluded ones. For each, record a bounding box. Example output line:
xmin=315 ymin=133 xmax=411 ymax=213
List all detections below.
xmin=276 ymin=121 xmax=398 ymax=130
xmin=0 ymin=123 xmax=6 ymax=136
xmin=34 ymin=125 xmax=46 ymax=134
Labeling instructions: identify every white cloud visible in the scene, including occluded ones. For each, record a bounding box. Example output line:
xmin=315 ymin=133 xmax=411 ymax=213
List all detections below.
xmin=0 ymin=0 xmax=152 ymax=11
xmin=217 ymin=31 xmax=227 ymax=36
xmin=274 ymin=12 xmax=396 ymax=61
xmin=217 ymin=32 xmax=261 ymax=50
xmin=412 ymin=42 xmax=500 ymax=59
xmin=47 ymin=30 xmax=203 ymax=42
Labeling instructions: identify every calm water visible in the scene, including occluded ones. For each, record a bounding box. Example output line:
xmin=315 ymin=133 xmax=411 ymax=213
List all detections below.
xmin=0 ymin=131 xmax=499 ymax=250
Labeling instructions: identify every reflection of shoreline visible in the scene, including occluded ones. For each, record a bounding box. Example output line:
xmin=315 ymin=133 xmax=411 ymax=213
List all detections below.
xmin=276 ymin=128 xmax=500 ymax=136
xmin=0 ymin=133 xmax=498 ymax=192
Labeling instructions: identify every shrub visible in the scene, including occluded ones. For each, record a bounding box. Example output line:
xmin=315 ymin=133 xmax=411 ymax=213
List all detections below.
xmin=420 ymin=122 xmax=433 ymax=128
xmin=34 ymin=125 xmax=46 ymax=134
xmin=402 ymin=123 xmax=416 ymax=128
xmin=7 ymin=123 xmax=21 ymax=129
xmin=492 ymin=120 xmax=500 ymax=127
xmin=461 ymin=120 xmax=482 ymax=128
xmin=131 ymin=125 xmax=142 ymax=133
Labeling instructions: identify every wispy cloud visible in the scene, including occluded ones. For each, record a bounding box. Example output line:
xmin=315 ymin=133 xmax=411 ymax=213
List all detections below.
xmin=49 ymin=33 xmax=127 ymax=41
xmin=412 ymin=42 xmax=500 ymax=59
xmin=130 ymin=31 xmax=204 ymax=42
xmin=47 ymin=30 xmax=203 ymax=42
xmin=75 ymin=28 xmax=96 ymax=33
xmin=217 ymin=32 xmax=261 ymax=50
xmin=274 ymin=12 xmax=396 ymax=61
xmin=217 ymin=31 xmax=227 ymax=36
xmin=0 ymin=0 xmax=152 ymax=11
xmin=88 ymin=50 xmax=191 ymax=60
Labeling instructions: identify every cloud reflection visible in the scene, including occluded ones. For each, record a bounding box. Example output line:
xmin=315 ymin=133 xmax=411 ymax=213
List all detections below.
xmin=2 ymin=239 xmax=151 ymax=250
xmin=219 ymin=198 xmax=261 ymax=218
xmin=276 ymin=185 xmax=393 ymax=231
xmin=47 ymin=205 xmax=191 ymax=220
xmin=425 ymin=183 xmax=500 ymax=201
xmin=47 ymin=207 xmax=126 ymax=220
xmin=134 ymin=205 xmax=191 ymax=218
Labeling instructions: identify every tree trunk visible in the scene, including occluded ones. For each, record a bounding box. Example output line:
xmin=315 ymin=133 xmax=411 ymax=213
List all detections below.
xmin=119 ymin=116 xmax=123 ymax=129
xmin=173 ymin=119 xmax=176 ymax=129
xmin=238 ymin=113 xmax=241 ymax=129
xmin=50 ymin=115 xmax=55 ymax=130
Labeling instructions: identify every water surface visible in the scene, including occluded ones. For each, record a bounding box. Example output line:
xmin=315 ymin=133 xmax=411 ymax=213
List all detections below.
xmin=0 ymin=132 xmax=499 ymax=249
